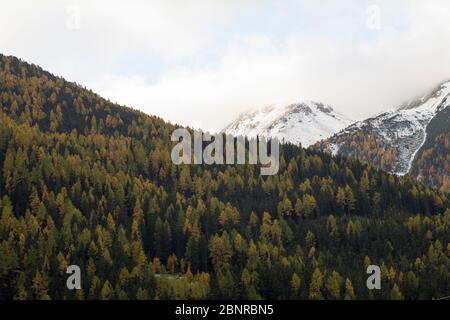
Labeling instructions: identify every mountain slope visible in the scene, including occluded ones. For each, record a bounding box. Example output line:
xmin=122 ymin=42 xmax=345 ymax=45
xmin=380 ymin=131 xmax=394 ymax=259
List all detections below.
xmin=410 ymin=104 xmax=450 ymax=190
xmin=223 ymin=101 xmax=353 ymax=147
xmin=316 ymin=81 xmax=450 ymax=190
xmin=0 ymin=54 xmax=449 ymax=300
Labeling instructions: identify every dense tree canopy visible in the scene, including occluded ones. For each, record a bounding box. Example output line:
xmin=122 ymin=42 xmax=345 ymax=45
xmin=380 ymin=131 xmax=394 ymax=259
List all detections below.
xmin=0 ymin=54 xmax=449 ymax=300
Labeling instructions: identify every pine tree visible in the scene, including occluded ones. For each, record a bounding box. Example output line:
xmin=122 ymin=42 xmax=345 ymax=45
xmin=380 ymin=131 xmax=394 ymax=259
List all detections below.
xmin=308 ymin=268 xmax=324 ymax=300
xmin=344 ymin=278 xmax=355 ymax=300
xmin=100 ymin=280 xmax=114 ymax=300
xmin=390 ymin=284 xmax=404 ymax=300
xmin=325 ymin=271 xmax=341 ymax=300
xmin=209 ymin=233 xmax=232 ymax=271
xmin=290 ymin=273 xmax=301 ymax=298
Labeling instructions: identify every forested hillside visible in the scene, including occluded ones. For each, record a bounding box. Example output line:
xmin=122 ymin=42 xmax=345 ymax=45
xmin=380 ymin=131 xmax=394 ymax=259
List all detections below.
xmin=0 ymin=54 xmax=449 ymax=300
xmin=410 ymin=106 xmax=450 ymax=191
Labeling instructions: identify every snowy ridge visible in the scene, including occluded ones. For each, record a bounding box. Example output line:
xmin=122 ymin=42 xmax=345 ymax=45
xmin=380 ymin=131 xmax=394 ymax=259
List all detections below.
xmin=222 ymin=101 xmax=354 ymax=147
xmin=325 ymin=80 xmax=450 ymax=175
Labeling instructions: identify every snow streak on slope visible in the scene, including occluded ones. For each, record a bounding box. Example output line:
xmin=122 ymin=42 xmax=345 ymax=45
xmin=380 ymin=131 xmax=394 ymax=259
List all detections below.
xmin=223 ymin=101 xmax=353 ymax=147
xmin=325 ymin=81 xmax=450 ymax=175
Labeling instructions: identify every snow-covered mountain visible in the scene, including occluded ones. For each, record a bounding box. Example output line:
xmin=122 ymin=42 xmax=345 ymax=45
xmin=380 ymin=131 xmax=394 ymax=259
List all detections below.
xmin=317 ymin=80 xmax=450 ymax=182
xmin=222 ymin=81 xmax=449 ymax=190
xmin=222 ymin=101 xmax=353 ymax=147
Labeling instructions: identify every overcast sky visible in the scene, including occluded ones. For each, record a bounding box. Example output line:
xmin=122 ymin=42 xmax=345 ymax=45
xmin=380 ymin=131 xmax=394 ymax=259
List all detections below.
xmin=2 ymin=0 xmax=450 ymax=131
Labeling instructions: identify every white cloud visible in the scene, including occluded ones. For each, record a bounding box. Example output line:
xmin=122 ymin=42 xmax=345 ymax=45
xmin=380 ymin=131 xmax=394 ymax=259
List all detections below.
xmin=2 ymin=0 xmax=450 ymax=131
xmin=0 ymin=0 xmax=253 ymax=79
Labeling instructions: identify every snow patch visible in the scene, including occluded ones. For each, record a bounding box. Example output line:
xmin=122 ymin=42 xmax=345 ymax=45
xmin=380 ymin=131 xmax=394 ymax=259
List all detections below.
xmin=223 ymin=101 xmax=354 ymax=147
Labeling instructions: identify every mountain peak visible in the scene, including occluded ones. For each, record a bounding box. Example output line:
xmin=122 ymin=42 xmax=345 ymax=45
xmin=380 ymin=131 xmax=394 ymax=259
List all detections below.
xmin=397 ymin=80 xmax=450 ymax=112
xmin=223 ymin=101 xmax=353 ymax=147
xmin=318 ymin=79 xmax=450 ymax=185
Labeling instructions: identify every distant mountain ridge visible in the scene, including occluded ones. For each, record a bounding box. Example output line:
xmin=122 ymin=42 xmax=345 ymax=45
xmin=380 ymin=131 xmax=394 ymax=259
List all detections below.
xmin=222 ymin=81 xmax=450 ymax=190
xmin=222 ymin=101 xmax=353 ymax=147
xmin=316 ymin=81 xmax=450 ymax=190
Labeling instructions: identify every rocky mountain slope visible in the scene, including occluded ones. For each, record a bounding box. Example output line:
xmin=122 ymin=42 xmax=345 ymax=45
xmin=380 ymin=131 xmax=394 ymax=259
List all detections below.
xmin=316 ymin=81 xmax=450 ymax=190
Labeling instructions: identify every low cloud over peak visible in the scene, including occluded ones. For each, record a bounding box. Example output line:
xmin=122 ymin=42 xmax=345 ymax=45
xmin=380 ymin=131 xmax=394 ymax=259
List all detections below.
xmin=2 ymin=0 xmax=450 ymax=130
